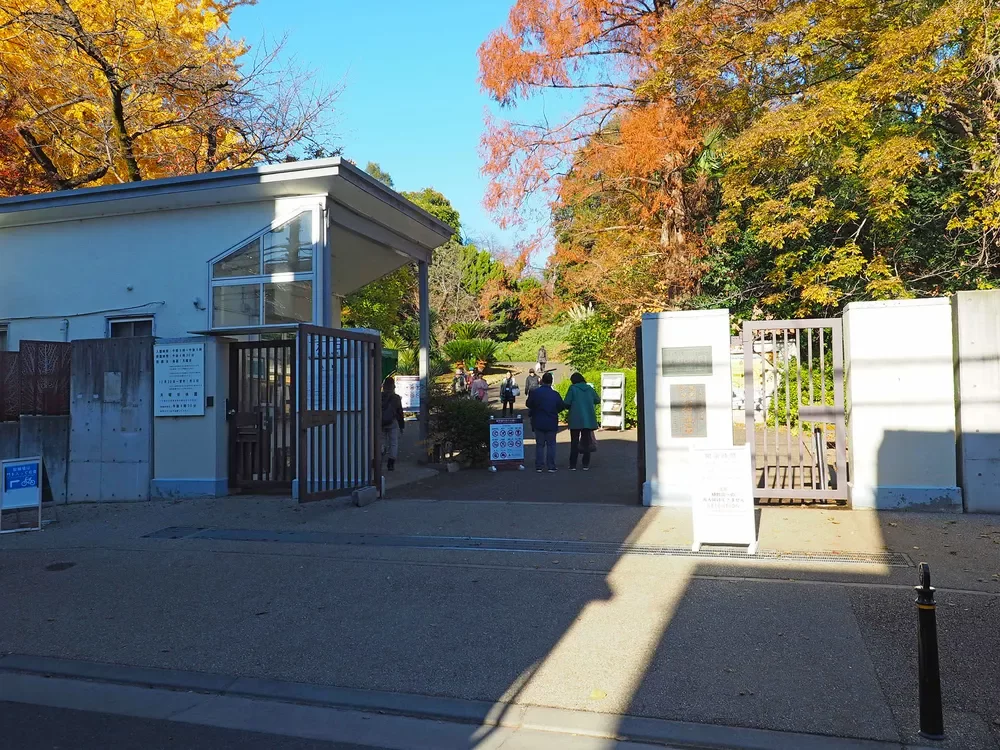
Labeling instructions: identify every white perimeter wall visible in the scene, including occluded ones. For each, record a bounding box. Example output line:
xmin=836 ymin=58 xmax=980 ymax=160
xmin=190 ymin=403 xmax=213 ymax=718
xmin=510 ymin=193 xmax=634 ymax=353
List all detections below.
xmin=953 ymin=290 xmax=1000 ymax=513
xmin=641 ymin=309 xmax=734 ymax=506
xmin=844 ymin=298 xmax=962 ymax=510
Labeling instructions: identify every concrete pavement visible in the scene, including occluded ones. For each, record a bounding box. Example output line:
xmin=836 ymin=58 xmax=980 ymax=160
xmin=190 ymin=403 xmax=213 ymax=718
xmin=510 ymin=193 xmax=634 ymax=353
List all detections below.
xmin=1 ymin=497 xmax=999 ymax=749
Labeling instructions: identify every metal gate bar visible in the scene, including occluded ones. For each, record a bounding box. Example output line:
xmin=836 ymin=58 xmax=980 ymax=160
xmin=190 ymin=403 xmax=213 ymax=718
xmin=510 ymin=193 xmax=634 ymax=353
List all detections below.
xmin=743 ymin=319 xmax=848 ymax=504
xmin=229 ymin=340 xmax=296 ymax=493
xmin=297 ymin=324 xmax=381 ymax=503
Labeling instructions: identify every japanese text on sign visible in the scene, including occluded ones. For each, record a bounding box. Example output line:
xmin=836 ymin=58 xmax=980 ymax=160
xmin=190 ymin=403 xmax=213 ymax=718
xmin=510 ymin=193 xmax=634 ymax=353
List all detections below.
xmin=154 ymin=343 xmax=205 ymax=416
xmin=690 ymin=446 xmax=757 ymax=553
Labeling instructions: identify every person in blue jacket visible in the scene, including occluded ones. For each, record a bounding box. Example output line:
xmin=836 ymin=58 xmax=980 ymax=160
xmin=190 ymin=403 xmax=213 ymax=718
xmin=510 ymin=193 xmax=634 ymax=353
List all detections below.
xmin=525 ymin=371 xmax=566 ymax=473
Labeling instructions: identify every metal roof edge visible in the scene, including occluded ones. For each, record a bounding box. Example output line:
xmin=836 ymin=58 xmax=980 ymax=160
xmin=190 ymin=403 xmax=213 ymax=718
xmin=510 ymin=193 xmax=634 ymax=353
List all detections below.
xmin=0 ymin=157 xmax=455 ymax=244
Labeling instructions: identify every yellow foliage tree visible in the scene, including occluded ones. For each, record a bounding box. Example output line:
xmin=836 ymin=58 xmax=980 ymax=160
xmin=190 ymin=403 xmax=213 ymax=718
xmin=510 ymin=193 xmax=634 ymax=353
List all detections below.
xmin=0 ymin=0 xmax=338 ymax=192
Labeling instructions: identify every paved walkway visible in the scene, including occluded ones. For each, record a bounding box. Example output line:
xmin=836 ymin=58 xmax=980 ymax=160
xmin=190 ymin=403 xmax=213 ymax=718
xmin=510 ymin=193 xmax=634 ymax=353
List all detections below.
xmin=396 ymin=362 xmax=640 ymax=505
xmin=2 ymin=497 xmax=998 ymax=749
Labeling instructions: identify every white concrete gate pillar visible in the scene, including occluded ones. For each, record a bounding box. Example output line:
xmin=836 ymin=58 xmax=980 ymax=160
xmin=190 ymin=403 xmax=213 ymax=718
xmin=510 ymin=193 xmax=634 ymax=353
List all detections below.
xmin=641 ymin=310 xmax=734 ymax=506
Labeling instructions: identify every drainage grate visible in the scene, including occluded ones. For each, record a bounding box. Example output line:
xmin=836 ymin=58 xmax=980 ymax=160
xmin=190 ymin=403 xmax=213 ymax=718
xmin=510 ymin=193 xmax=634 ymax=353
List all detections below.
xmin=144 ymin=527 xmax=912 ymax=567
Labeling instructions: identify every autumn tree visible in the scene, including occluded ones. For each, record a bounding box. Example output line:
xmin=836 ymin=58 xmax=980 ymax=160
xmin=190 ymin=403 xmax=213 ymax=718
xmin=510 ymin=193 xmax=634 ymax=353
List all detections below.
xmin=0 ymin=0 xmax=338 ymax=191
xmin=649 ymin=0 xmax=1000 ymax=315
xmin=479 ymin=1 xmax=717 ymax=346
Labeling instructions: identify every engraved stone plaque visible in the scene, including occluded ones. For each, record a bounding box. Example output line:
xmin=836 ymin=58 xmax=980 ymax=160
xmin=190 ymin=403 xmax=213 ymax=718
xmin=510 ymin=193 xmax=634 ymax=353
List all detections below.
xmin=661 ymin=346 xmax=713 ymax=377
xmin=670 ymin=384 xmax=707 ymax=438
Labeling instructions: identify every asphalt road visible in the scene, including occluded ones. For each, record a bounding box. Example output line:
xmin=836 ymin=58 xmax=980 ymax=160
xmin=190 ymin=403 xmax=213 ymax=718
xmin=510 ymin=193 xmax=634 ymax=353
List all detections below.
xmin=0 ymin=702 xmax=376 ymax=750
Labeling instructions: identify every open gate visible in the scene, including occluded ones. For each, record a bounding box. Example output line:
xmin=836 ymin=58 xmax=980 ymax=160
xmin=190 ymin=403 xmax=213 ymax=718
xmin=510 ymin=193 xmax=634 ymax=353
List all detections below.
xmin=297 ymin=325 xmax=381 ymax=502
xmin=742 ymin=319 xmax=848 ymax=505
xmin=229 ymin=340 xmax=297 ymax=493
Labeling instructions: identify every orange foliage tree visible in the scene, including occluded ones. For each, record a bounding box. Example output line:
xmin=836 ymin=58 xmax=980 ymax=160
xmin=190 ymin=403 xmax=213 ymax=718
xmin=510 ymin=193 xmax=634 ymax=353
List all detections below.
xmin=479 ymin=0 xmax=714 ymax=345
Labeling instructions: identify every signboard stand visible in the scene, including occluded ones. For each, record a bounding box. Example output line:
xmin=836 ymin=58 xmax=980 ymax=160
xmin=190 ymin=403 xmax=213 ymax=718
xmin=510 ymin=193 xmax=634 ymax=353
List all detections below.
xmin=1 ymin=456 xmax=43 ymax=534
xmin=394 ymin=375 xmax=421 ymax=414
xmin=488 ymin=416 xmax=525 ymax=472
xmin=600 ymin=372 xmax=625 ymax=430
xmin=690 ymin=445 xmax=757 ymax=554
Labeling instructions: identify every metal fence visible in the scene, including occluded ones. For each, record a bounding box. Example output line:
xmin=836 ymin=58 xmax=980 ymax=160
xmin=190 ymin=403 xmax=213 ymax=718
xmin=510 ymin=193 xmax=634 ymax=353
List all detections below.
xmin=0 ymin=341 xmax=72 ymax=421
xmin=297 ymin=324 xmax=381 ymax=502
xmin=742 ymin=319 xmax=848 ymax=505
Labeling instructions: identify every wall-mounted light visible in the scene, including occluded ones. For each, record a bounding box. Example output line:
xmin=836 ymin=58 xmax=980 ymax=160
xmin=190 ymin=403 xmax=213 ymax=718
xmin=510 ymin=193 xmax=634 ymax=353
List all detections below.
xmin=193 ymin=297 xmax=206 ymax=311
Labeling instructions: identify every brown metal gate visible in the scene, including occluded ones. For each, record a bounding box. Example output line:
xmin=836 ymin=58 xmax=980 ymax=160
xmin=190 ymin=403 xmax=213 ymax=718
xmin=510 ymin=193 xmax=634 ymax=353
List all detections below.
xmin=742 ymin=319 xmax=848 ymax=505
xmin=229 ymin=340 xmax=297 ymax=493
xmin=297 ymin=325 xmax=381 ymax=503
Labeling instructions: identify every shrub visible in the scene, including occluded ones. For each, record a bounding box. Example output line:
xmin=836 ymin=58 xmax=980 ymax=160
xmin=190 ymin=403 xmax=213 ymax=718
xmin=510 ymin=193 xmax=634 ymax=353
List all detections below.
xmin=566 ymin=316 xmax=614 ymax=371
xmin=767 ymin=350 xmax=836 ymax=430
xmin=468 ymin=338 xmax=499 ymax=366
xmin=428 ymin=386 xmax=494 ymax=466
xmin=393 ymin=347 xmax=450 ymax=377
xmin=497 ymin=323 xmax=571 ymax=362
xmin=554 ymin=368 xmax=637 ymax=428
xmin=443 ymin=338 xmax=499 ymax=368
xmin=451 ymin=321 xmax=488 ymax=340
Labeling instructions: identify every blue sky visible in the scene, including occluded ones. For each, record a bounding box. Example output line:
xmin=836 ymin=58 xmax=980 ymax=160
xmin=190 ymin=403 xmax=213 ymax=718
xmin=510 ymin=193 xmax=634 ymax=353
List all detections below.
xmin=227 ymin=1 xmax=572 ymax=256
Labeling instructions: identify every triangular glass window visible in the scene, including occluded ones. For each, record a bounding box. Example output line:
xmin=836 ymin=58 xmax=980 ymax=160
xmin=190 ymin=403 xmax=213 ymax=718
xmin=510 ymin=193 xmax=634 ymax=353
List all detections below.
xmin=213 ymin=238 xmax=260 ymax=278
xmin=264 ymin=213 xmax=313 ymax=274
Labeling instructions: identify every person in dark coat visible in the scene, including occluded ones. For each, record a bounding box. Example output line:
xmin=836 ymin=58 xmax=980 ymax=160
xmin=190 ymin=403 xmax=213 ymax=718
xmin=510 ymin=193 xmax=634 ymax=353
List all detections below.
xmin=381 ymin=377 xmax=405 ymax=471
xmin=525 ymin=372 xmax=566 ymax=473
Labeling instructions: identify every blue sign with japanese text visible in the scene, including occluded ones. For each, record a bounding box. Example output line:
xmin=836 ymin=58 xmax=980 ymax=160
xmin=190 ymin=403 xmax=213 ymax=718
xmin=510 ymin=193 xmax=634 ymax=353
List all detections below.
xmin=1 ymin=458 xmax=41 ymax=511
xmin=4 ymin=461 xmax=37 ymax=492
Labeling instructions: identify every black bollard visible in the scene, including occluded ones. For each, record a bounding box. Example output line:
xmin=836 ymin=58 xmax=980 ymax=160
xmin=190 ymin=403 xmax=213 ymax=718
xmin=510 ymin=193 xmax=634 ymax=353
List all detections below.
xmin=915 ymin=562 xmax=944 ymax=740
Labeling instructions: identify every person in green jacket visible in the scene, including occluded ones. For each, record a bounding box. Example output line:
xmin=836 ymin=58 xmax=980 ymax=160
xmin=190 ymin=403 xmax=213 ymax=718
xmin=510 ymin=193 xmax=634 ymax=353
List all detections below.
xmin=563 ymin=372 xmax=601 ymax=471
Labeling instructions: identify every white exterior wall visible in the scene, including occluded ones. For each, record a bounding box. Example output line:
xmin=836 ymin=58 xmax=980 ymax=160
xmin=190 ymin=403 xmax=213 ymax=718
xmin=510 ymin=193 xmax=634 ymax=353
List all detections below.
xmin=641 ymin=309 xmax=734 ymax=507
xmin=953 ymin=290 xmax=1000 ymax=513
xmin=0 ymin=195 xmax=324 ymax=499
xmin=844 ymin=298 xmax=962 ymax=510
xmin=0 ymin=196 xmax=324 ymax=344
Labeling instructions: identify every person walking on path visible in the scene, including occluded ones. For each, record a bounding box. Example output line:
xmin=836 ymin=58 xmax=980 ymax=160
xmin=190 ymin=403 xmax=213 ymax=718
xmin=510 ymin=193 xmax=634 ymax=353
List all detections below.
xmin=564 ymin=372 xmax=600 ymax=471
xmin=537 ymin=345 xmax=548 ymax=375
xmin=500 ymin=370 xmax=518 ymax=417
xmin=523 ymin=368 xmax=541 ymax=432
xmin=470 ymin=371 xmax=489 ymax=402
xmin=524 ymin=368 xmax=540 ymax=398
xmin=525 ymin=371 xmax=565 ymax=473
xmin=381 ymin=377 xmax=405 ymax=471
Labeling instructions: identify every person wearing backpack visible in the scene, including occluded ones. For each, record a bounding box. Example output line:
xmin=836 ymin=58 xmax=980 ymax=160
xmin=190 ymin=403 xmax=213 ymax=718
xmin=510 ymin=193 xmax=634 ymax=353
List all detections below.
xmin=381 ymin=377 xmax=405 ymax=471
xmin=500 ymin=370 xmax=518 ymax=416
xmin=563 ymin=372 xmax=600 ymax=471
xmin=452 ymin=366 xmax=469 ymax=397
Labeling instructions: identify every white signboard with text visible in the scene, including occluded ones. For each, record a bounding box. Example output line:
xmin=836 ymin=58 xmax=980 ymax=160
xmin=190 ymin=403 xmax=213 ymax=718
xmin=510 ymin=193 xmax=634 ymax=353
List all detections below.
xmin=396 ymin=376 xmax=420 ymax=411
xmin=154 ymin=343 xmax=205 ymax=417
xmin=691 ymin=445 xmax=757 ymax=553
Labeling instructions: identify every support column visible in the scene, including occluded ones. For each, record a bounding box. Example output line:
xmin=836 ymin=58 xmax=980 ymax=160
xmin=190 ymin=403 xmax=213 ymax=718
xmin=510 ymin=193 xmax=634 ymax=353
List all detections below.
xmin=418 ymin=260 xmax=430 ymax=453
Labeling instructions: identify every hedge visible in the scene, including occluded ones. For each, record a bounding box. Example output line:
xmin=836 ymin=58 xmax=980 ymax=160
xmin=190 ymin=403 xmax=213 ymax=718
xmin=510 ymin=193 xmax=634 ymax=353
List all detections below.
xmin=554 ymin=368 xmax=637 ymax=428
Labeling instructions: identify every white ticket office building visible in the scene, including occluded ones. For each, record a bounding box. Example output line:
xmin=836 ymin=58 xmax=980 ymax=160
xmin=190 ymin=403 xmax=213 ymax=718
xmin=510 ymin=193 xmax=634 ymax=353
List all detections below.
xmin=0 ymin=158 xmax=451 ymax=499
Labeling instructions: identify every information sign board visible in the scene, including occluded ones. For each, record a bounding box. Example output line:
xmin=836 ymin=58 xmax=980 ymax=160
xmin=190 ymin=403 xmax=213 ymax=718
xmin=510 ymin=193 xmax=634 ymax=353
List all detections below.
xmin=489 ymin=417 xmax=525 ymax=470
xmin=690 ymin=445 xmax=757 ymax=553
xmin=395 ymin=376 xmax=420 ymax=411
xmin=1 ymin=456 xmax=43 ymax=533
xmin=154 ymin=343 xmax=205 ymax=416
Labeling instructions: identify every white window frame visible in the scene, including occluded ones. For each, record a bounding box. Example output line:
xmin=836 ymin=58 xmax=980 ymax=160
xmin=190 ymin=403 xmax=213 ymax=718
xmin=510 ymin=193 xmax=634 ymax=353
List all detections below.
xmin=207 ymin=200 xmax=324 ymax=332
xmin=0 ymin=322 xmax=8 ymax=351
xmin=106 ymin=315 xmax=155 ymax=339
